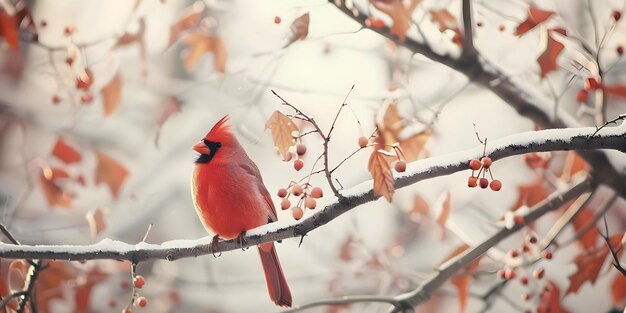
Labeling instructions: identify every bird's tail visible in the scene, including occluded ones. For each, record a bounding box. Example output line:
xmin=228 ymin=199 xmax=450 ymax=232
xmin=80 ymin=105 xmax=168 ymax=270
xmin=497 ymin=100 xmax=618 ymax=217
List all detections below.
xmin=257 ymin=242 xmax=292 ymax=307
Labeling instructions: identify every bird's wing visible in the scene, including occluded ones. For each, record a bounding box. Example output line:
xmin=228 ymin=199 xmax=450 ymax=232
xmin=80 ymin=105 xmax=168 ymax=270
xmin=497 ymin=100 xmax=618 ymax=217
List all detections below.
xmin=240 ymin=163 xmax=278 ymax=222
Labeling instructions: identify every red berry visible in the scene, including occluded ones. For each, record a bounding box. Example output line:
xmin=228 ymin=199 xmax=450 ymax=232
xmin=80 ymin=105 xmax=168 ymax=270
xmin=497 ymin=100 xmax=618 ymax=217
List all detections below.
xmin=497 ymin=269 xmax=506 ymax=279
xmin=618 ymin=46 xmax=624 ymax=56
xmin=108 ymin=299 xmax=117 ymax=308
xmin=481 ymin=157 xmax=492 ymax=168
xmin=296 ymin=143 xmax=306 ymax=156
xmin=305 ymin=197 xmax=316 ymax=209
xmin=528 ymin=236 xmax=538 ymax=244
xmin=292 ymin=207 xmax=304 ymax=220
xmin=504 ymin=269 xmax=516 ymax=280
xmin=133 ymin=275 xmax=145 ymax=289
xmin=52 ymin=95 xmax=62 ymax=104
xmin=292 ymin=184 xmax=303 ymax=196
xmin=522 ymin=244 xmax=531 ymax=253
xmin=533 ymin=268 xmax=545 ymax=279
xmin=277 ymin=188 xmax=288 ymax=198
xmin=123 ymin=308 xmax=133 ymax=313
xmin=514 ymin=215 xmax=525 ymax=225
xmin=543 ymin=251 xmax=553 ymax=260
xmin=358 ymin=136 xmax=368 ymax=148
xmin=509 ymin=250 xmax=519 ymax=258
xmin=64 ymin=25 xmax=75 ymax=35
xmin=498 ymin=25 xmax=505 ymax=32
xmin=310 ymin=187 xmax=323 ymax=198
xmin=76 ymin=68 xmax=94 ymax=90
xmin=613 ymin=10 xmax=622 ymax=21
xmin=490 ymin=179 xmax=502 ymax=191
xmin=469 ymin=159 xmax=481 ymax=170
xmin=576 ymin=89 xmax=588 ymax=102
xmin=479 ymin=178 xmax=489 ymax=189
xmin=284 ymin=153 xmax=293 ymax=161
xmin=80 ymin=92 xmax=94 ymax=104
xmin=467 ymin=176 xmax=478 ymax=188
xmin=521 ymin=292 xmax=530 ymax=301
xmin=136 ymin=297 xmax=147 ymax=307
xmin=280 ymin=198 xmax=291 ymax=210
xmin=520 ymin=277 xmax=528 ymax=285
xmin=65 ymin=56 xmax=74 ymax=65
xmin=366 ymin=17 xmax=385 ymax=29
xmin=294 ymin=159 xmax=304 ymax=171
xmin=394 ymin=160 xmax=406 ymax=172
xmin=584 ymin=77 xmax=599 ymax=90
xmin=274 ymin=16 xmax=281 ymax=24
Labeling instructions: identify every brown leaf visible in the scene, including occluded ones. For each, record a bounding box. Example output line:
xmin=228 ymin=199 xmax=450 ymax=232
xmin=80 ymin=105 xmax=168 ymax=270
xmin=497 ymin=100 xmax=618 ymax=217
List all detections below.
xmin=86 ymin=208 xmax=107 ymax=239
xmin=538 ymin=30 xmax=564 ymax=78
xmin=516 ymin=6 xmax=555 ymax=36
xmin=0 ymin=9 xmax=19 ymax=50
xmin=101 ymin=73 xmax=122 ymax=116
xmin=413 ymin=194 xmax=430 ymax=216
xmin=571 ymin=207 xmax=599 ymax=250
xmin=339 ymin=235 xmax=355 ymax=261
xmin=73 ymin=270 xmax=108 ymax=313
xmin=611 ymin=273 xmax=626 ymax=307
xmin=436 ymin=192 xmax=451 ymax=227
xmin=8 ymin=259 xmax=28 ymax=292
xmin=39 ymin=168 xmax=73 ymax=209
xmin=559 ymin=151 xmax=588 ymax=182
xmin=539 ymin=281 xmax=569 ymax=313
xmin=439 ymin=244 xmax=480 ymax=313
xmin=155 ymin=97 xmax=181 ymax=147
xmin=510 ymin=178 xmax=549 ymax=211
xmin=566 ymin=234 xmax=622 ymax=294
xmin=168 ymin=8 xmax=202 ymax=46
xmin=371 ymin=0 xmax=410 ymax=42
xmin=36 ymin=261 xmax=78 ymax=312
xmin=379 ymin=101 xmax=431 ymax=162
xmin=180 ymin=32 xmax=228 ymax=73
xmin=399 ymin=130 xmax=431 ymax=162
xmin=603 ymin=85 xmax=626 ymax=98
xmin=265 ymin=110 xmax=299 ymax=161
xmin=117 ymin=19 xmax=145 ymax=46
xmin=286 ymin=13 xmax=310 ymax=47
xmin=53 ymin=138 xmax=82 ymax=164
xmin=95 ymin=152 xmax=129 ymax=198
xmin=368 ymin=149 xmax=395 ymax=202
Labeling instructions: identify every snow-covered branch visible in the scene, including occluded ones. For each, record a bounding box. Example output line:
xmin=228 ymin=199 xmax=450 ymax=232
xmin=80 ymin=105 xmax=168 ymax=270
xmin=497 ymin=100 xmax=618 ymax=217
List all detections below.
xmin=0 ymin=125 xmax=623 ymax=261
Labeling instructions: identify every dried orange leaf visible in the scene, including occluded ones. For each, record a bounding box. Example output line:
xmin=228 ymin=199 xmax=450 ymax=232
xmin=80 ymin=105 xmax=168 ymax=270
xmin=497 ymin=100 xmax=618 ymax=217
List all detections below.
xmin=566 ymin=234 xmax=622 ymax=294
xmin=571 ymin=207 xmax=599 ymax=250
xmin=538 ymin=30 xmax=564 ymax=78
xmin=86 ymin=208 xmax=107 ymax=239
xmin=516 ymin=6 xmax=554 ymax=36
xmin=168 ymin=8 xmax=202 ymax=46
xmin=413 ymin=194 xmax=430 ymax=216
xmin=265 ymin=110 xmax=299 ymax=161
xmin=604 ymin=85 xmax=626 ymax=98
xmin=430 ymin=9 xmax=463 ymax=47
xmin=286 ymin=13 xmax=310 ymax=47
xmin=8 ymin=259 xmax=28 ymax=292
xmin=53 ymin=138 xmax=82 ymax=164
xmin=378 ymin=101 xmax=431 ymax=162
xmin=439 ymin=244 xmax=480 ymax=313
xmin=368 ymin=149 xmax=394 ymax=202
xmin=611 ymin=273 xmax=626 ymax=306
xmin=39 ymin=169 xmax=73 ymax=209
xmin=102 ymin=73 xmax=122 ymax=116
xmin=436 ymin=192 xmax=451 ymax=226
xmin=371 ymin=0 xmax=410 ymax=42
xmin=95 ymin=152 xmax=129 ymax=198
xmin=155 ymin=97 xmax=182 ymax=147
xmin=180 ymin=32 xmax=228 ymax=73
xmin=0 ymin=9 xmax=19 ymax=50
xmin=74 ymin=270 xmax=108 ymax=313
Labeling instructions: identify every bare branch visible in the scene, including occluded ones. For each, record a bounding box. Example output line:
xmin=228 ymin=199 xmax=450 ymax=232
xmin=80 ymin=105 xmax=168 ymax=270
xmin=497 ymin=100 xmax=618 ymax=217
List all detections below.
xmin=461 ymin=0 xmax=476 ymax=58
xmin=0 ymin=126 xmax=623 ymax=261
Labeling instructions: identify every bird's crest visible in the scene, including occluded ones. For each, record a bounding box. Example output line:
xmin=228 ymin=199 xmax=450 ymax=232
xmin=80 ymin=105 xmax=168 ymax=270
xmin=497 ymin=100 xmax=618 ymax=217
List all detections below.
xmin=204 ymin=115 xmax=232 ymax=142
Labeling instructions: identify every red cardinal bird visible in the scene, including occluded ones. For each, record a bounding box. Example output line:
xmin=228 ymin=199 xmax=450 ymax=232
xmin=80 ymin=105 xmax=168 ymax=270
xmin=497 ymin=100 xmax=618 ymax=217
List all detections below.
xmin=191 ymin=115 xmax=292 ymax=307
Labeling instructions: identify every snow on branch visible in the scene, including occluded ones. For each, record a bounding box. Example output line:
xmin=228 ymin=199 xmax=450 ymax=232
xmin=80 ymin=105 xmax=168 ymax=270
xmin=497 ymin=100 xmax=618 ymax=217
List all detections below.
xmin=0 ymin=125 xmax=624 ymax=262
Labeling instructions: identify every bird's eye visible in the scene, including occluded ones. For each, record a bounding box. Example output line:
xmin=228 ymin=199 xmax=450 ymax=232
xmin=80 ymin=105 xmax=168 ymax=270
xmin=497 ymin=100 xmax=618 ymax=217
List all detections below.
xmin=215 ymin=142 xmax=222 ymax=148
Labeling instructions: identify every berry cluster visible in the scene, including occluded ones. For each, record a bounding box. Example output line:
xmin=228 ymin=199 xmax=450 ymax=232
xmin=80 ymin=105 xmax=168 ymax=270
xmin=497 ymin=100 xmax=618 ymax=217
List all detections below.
xmin=277 ymin=183 xmax=323 ymax=220
xmin=467 ymin=156 xmax=501 ymax=191
xmin=113 ymin=275 xmax=148 ymax=313
xmin=496 ymin=234 xmax=554 ymax=312
xmin=285 ymin=143 xmax=307 ymax=171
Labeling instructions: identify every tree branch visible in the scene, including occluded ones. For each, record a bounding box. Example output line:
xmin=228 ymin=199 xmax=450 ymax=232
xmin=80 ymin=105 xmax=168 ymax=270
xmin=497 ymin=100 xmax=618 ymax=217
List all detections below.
xmin=328 ymin=0 xmax=626 ymax=198
xmin=0 ymin=126 xmax=623 ymax=261
xmin=461 ymin=0 xmax=476 ymax=58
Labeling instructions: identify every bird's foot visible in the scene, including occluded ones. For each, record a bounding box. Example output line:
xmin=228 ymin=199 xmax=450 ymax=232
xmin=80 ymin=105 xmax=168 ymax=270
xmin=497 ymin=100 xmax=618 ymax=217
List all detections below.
xmin=209 ymin=235 xmax=221 ymax=258
xmin=237 ymin=231 xmax=249 ymax=251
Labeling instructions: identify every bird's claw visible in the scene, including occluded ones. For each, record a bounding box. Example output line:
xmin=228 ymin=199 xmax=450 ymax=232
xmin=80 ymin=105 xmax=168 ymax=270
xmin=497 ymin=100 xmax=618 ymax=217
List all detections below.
xmin=209 ymin=235 xmax=222 ymax=258
xmin=237 ymin=232 xmax=249 ymax=251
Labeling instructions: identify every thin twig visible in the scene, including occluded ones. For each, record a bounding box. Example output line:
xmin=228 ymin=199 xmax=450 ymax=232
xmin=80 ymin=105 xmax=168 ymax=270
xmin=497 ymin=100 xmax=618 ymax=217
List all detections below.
xmin=282 ymin=295 xmax=407 ymax=313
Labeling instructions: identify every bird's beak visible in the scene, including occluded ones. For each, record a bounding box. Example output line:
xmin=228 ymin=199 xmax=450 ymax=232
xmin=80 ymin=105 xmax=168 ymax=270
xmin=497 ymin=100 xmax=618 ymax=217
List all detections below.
xmin=192 ymin=141 xmax=210 ymax=155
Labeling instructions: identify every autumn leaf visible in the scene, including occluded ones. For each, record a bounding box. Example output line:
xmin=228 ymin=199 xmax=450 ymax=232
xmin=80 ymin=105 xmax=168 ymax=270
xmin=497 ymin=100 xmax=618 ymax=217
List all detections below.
xmin=53 ymin=138 xmax=82 ymax=164
xmin=39 ymin=168 xmax=73 ymax=209
xmin=8 ymin=259 xmax=28 ymax=292
xmin=155 ymin=97 xmax=181 ymax=147
xmin=516 ymin=6 xmax=555 ymax=36
xmin=413 ymin=194 xmax=430 ymax=216
xmin=611 ymin=273 xmax=626 ymax=307
xmin=102 ymin=73 xmax=122 ymax=116
xmin=368 ymin=149 xmax=394 ymax=202
xmin=86 ymin=208 xmax=106 ymax=240
xmin=603 ymin=85 xmax=626 ymax=98
xmin=537 ymin=29 xmax=564 ymax=78
xmin=430 ymin=9 xmax=463 ymax=47
xmin=379 ymin=101 xmax=431 ymax=162
xmin=539 ymin=281 xmax=569 ymax=313
xmin=168 ymin=8 xmax=202 ymax=46
xmin=117 ymin=19 xmax=145 ymax=46
xmin=439 ymin=244 xmax=480 ymax=313
xmin=566 ymin=234 xmax=622 ymax=294
xmin=74 ymin=270 xmax=108 ymax=313
xmin=371 ymin=0 xmax=410 ymax=42
xmin=436 ymin=192 xmax=451 ymax=227
xmin=180 ymin=32 xmax=228 ymax=73
xmin=510 ymin=178 xmax=549 ymax=211
xmin=285 ymin=12 xmax=310 ymax=47
xmin=559 ymin=151 xmax=588 ymax=182
xmin=95 ymin=152 xmax=129 ymax=198
xmin=571 ymin=207 xmax=599 ymax=250
xmin=265 ymin=110 xmax=299 ymax=161
xmin=0 ymin=9 xmax=19 ymax=50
